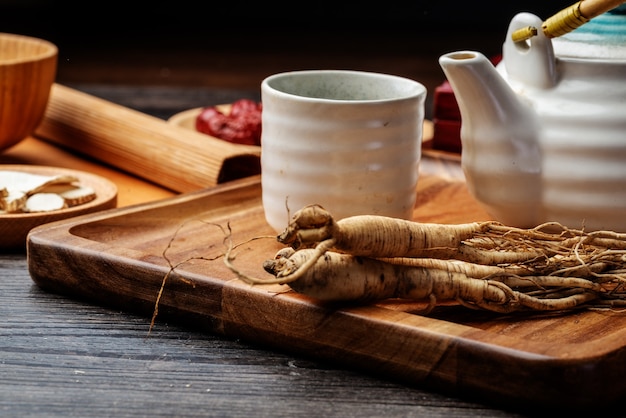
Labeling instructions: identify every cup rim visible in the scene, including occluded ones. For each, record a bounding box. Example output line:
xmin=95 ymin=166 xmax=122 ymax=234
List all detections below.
xmin=261 ymin=69 xmax=426 ymax=103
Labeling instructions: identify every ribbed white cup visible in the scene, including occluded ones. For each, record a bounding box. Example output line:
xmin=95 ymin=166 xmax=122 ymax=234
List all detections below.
xmin=261 ymin=70 xmax=426 ymax=232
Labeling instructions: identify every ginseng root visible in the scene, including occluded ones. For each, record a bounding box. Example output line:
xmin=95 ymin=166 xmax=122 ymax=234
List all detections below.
xmin=261 ymin=248 xmax=600 ymax=313
xmin=224 ymin=204 xmax=626 ymax=314
xmin=277 ymin=204 xmax=495 ymax=259
xmin=276 ymin=204 xmax=626 ymax=267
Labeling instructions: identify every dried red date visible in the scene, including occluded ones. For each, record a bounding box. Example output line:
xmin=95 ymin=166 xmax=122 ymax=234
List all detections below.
xmin=195 ymin=99 xmax=262 ymax=146
xmin=230 ymin=98 xmax=262 ymax=118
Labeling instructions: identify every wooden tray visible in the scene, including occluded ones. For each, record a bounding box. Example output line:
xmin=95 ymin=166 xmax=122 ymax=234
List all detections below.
xmin=27 ymin=174 xmax=626 ymax=411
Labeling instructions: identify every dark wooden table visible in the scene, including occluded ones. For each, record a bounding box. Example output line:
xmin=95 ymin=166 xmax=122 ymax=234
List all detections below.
xmin=0 ymin=85 xmax=530 ymax=418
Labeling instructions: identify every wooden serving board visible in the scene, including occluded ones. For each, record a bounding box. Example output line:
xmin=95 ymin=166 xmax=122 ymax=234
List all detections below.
xmin=27 ymin=174 xmax=626 ymax=410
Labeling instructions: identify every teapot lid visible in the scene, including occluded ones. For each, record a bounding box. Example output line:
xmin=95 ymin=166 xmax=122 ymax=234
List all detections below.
xmin=552 ymin=4 xmax=626 ymax=59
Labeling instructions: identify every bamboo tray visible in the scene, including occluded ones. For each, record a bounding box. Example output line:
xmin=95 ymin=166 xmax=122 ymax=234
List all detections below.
xmin=27 ymin=174 xmax=626 ymax=411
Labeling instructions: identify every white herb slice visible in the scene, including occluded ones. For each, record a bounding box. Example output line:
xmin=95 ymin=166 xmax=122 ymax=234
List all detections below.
xmin=0 ymin=170 xmax=98 ymax=213
xmin=57 ymin=185 xmax=97 ymax=206
xmin=0 ymin=171 xmax=79 ymax=195
xmin=1 ymin=190 xmax=27 ymax=213
xmin=23 ymin=193 xmax=68 ymax=213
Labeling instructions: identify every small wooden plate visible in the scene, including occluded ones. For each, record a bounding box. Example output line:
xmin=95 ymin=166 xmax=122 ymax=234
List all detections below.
xmin=167 ymin=107 xmax=198 ymax=130
xmin=0 ymin=165 xmax=117 ymax=250
xmin=167 ymin=105 xmax=262 ymax=151
xmin=168 ymin=105 xmax=230 ymax=131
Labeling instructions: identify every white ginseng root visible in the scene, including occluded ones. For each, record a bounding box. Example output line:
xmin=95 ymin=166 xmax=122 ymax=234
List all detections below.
xmin=261 ymin=248 xmax=600 ymax=313
xmin=225 ymin=204 xmax=626 ymax=314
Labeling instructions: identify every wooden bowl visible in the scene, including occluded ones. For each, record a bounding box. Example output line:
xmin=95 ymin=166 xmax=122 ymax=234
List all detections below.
xmin=0 ymin=33 xmax=58 ymax=151
xmin=0 ymin=165 xmax=117 ymax=251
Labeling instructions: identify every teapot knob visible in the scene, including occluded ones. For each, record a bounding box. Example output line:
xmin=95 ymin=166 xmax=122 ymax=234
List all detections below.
xmin=503 ymin=13 xmax=558 ymax=89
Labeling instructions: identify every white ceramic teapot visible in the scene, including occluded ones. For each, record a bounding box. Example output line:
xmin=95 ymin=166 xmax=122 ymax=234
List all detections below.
xmin=439 ymin=5 xmax=626 ymax=231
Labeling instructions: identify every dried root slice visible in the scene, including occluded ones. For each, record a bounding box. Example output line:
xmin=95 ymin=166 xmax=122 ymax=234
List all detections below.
xmin=23 ymin=193 xmax=68 ymax=213
xmin=41 ymin=184 xmax=97 ymax=206
xmin=0 ymin=170 xmax=79 ymax=194
xmin=1 ymin=190 xmax=27 ymax=212
xmin=0 ymin=170 xmax=98 ymax=213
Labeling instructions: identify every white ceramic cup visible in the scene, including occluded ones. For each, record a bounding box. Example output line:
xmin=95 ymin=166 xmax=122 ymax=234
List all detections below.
xmin=260 ymin=69 xmax=426 ymax=232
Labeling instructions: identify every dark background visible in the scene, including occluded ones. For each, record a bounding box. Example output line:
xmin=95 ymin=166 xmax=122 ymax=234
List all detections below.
xmin=2 ymin=1 xmax=574 ymax=116
xmin=3 ymin=1 xmax=573 ymax=44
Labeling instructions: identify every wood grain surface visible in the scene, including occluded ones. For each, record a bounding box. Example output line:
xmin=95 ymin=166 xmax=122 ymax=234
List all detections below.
xmin=27 ymin=174 xmax=626 ymax=411
xmin=35 ymin=84 xmax=261 ymax=192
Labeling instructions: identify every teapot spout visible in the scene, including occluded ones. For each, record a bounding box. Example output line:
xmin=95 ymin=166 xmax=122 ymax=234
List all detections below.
xmin=438 ymin=51 xmax=537 ymax=141
xmin=438 ymin=51 xmax=543 ymax=227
